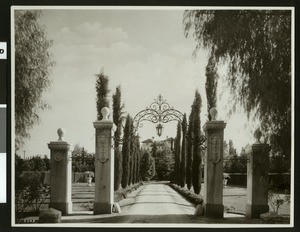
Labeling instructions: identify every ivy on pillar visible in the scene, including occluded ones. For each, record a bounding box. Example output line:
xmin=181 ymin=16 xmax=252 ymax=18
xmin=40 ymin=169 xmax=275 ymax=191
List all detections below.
xmin=48 ymin=128 xmax=72 ymax=215
xmin=202 ymin=107 xmax=226 ymax=218
xmin=246 ymin=129 xmax=271 ymax=219
xmin=93 ymin=107 xmax=116 ymax=214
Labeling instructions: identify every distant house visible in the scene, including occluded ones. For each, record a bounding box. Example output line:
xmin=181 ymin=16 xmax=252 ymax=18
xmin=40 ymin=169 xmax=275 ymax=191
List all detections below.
xmin=141 ymin=138 xmax=154 ymax=152
xmin=141 ymin=136 xmax=174 ymax=151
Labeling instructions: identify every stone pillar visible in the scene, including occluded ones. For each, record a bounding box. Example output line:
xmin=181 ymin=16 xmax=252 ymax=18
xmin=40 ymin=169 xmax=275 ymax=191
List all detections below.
xmin=203 ymin=108 xmax=226 ymax=218
xmin=93 ymin=107 xmax=115 ymax=214
xmin=48 ymin=128 xmax=72 ymax=215
xmin=246 ymin=129 xmax=270 ymax=219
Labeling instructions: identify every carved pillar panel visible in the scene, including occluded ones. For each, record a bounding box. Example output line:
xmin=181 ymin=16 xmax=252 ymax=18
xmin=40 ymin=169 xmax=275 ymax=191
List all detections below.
xmin=203 ymin=108 xmax=226 ymax=218
xmin=246 ymin=129 xmax=271 ymax=219
xmin=48 ymin=128 xmax=72 ymax=215
xmin=93 ymin=107 xmax=115 ymax=214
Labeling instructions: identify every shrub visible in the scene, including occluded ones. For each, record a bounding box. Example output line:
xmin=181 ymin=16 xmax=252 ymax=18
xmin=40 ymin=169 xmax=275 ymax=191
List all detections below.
xmin=15 ymin=171 xmax=50 ymax=223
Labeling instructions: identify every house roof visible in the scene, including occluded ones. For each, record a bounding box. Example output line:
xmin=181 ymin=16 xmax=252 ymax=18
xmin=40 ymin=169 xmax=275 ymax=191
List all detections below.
xmin=141 ymin=139 xmax=153 ymax=144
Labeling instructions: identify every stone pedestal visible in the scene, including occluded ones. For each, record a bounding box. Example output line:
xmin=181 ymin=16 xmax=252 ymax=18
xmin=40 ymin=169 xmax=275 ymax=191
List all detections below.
xmin=203 ymin=120 xmax=226 ymax=218
xmin=93 ymin=107 xmax=115 ymax=214
xmin=246 ymin=142 xmax=270 ymax=219
xmin=48 ymin=129 xmax=72 ymax=215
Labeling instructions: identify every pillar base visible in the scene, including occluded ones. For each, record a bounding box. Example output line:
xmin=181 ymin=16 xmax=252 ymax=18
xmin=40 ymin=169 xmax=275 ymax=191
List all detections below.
xmin=50 ymin=202 xmax=72 ymax=215
xmin=246 ymin=204 xmax=269 ymax=219
xmin=204 ymin=203 xmax=224 ymax=218
xmin=94 ymin=202 xmax=113 ymax=215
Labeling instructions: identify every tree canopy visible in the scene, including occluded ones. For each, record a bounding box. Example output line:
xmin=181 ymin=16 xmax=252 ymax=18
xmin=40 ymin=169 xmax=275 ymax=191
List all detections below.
xmin=205 ymin=54 xmax=218 ymax=119
xmin=95 ymin=70 xmax=110 ymax=120
xmin=183 ymin=10 xmax=291 ymax=167
xmin=15 ymin=10 xmax=54 ymax=150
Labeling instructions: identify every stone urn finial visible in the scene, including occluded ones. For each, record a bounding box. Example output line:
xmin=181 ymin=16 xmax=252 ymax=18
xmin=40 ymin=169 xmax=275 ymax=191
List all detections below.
xmin=101 ymin=107 xmax=110 ymax=121
xmin=254 ymin=128 xmax=262 ymax=143
xmin=57 ymin=128 xmax=65 ymax=141
xmin=210 ymin=107 xmax=218 ymax=121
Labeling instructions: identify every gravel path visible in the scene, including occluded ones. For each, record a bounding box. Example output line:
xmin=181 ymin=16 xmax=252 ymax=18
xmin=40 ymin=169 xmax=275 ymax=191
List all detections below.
xmin=117 ymin=183 xmax=196 ymax=223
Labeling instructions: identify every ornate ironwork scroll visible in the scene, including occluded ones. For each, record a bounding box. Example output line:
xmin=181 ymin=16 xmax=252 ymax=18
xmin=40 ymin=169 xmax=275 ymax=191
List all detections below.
xmin=133 ymin=94 xmax=184 ymax=133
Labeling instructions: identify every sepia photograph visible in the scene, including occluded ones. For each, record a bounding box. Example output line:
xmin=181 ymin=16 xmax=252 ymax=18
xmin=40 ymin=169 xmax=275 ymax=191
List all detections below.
xmin=11 ymin=6 xmax=294 ymax=227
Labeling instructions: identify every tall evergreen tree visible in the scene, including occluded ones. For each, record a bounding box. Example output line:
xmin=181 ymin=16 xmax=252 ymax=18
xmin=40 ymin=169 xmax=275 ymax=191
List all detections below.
xmin=95 ymin=70 xmax=110 ymax=120
xmin=186 ymin=107 xmax=194 ymax=190
xmin=180 ymin=114 xmax=187 ymax=188
xmin=112 ymin=86 xmax=124 ymax=190
xmin=121 ymin=115 xmax=132 ymax=188
xmin=152 ymin=142 xmax=158 ymax=179
xmin=136 ymin=136 xmax=141 ymax=183
xmin=128 ymin=118 xmax=135 ymax=185
xmin=140 ymin=150 xmax=155 ymax=181
xmin=205 ymin=54 xmax=218 ymax=119
xmin=175 ymin=122 xmax=182 ymax=185
xmin=192 ymin=90 xmax=203 ymax=194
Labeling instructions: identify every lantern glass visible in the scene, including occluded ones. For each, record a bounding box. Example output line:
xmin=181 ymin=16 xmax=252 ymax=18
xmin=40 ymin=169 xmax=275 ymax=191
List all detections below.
xmin=156 ymin=123 xmax=163 ymax=137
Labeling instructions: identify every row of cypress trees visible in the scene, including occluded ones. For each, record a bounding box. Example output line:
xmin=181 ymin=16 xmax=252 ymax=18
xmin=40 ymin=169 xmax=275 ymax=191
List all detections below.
xmin=120 ymin=115 xmax=141 ymax=189
xmin=173 ymin=90 xmax=203 ymax=194
xmin=96 ymin=70 xmax=141 ymax=191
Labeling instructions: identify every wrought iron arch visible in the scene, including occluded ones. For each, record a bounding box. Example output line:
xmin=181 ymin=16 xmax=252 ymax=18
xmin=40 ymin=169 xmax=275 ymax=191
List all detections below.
xmin=133 ymin=94 xmax=184 ymax=135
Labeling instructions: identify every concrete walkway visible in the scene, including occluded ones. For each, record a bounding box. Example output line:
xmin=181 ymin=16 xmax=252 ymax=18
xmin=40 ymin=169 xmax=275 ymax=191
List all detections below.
xmin=62 ymin=183 xmax=266 ymax=224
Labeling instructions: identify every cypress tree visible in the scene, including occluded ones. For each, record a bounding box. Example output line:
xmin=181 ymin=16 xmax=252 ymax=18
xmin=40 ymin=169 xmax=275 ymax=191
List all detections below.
xmin=152 ymin=142 xmax=158 ymax=179
xmin=192 ymin=90 xmax=203 ymax=194
xmin=131 ymin=136 xmax=137 ymax=184
xmin=175 ymin=122 xmax=182 ymax=185
xmin=121 ymin=115 xmax=131 ymax=188
xmin=128 ymin=118 xmax=134 ymax=185
xmin=186 ymin=107 xmax=194 ymax=190
xmin=136 ymin=137 xmax=141 ymax=183
xmin=112 ymin=86 xmax=124 ymax=190
xmin=180 ymin=114 xmax=187 ymax=188
xmin=95 ymin=70 xmax=110 ymax=120
xmin=205 ymin=54 xmax=218 ymax=119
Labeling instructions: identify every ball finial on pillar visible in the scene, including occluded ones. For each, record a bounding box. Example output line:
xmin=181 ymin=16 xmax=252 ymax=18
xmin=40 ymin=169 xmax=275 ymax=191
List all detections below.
xmin=254 ymin=128 xmax=262 ymax=143
xmin=57 ymin=128 xmax=65 ymax=141
xmin=210 ymin=107 xmax=218 ymax=121
xmin=101 ymin=107 xmax=110 ymax=121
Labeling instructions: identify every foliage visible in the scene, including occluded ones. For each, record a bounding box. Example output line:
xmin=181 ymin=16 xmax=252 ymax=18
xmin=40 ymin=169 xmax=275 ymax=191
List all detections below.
xmin=268 ymin=183 xmax=290 ymax=214
xmin=129 ymin=133 xmax=137 ymax=185
xmin=112 ymin=86 xmax=125 ymax=190
xmin=15 ymin=10 xmax=54 ymax=150
xmin=180 ymin=114 xmax=187 ymax=187
xmin=183 ymin=10 xmax=291 ymax=171
xmin=95 ymin=70 xmax=110 ymax=120
xmin=15 ymin=154 xmax=50 ymax=172
xmin=71 ymin=146 xmax=95 ymax=172
xmin=205 ymin=54 xmax=218 ymax=119
xmin=27 ymin=155 xmax=46 ymax=172
xmin=139 ymin=150 xmax=156 ymax=181
xmin=135 ymin=136 xmax=141 ymax=183
xmin=155 ymin=145 xmax=174 ymax=181
xmin=121 ymin=115 xmax=132 ymax=188
xmin=15 ymin=171 xmax=49 ymax=223
xmin=269 ymin=152 xmax=290 ymax=173
xmin=192 ymin=90 xmax=203 ymax=194
xmin=174 ymin=122 xmax=182 ymax=185
xmin=114 ymin=182 xmax=144 ymax=203
xmin=224 ymin=142 xmax=247 ymax=173
xmin=169 ymin=183 xmax=203 ymax=205
xmin=186 ymin=106 xmax=194 ymax=190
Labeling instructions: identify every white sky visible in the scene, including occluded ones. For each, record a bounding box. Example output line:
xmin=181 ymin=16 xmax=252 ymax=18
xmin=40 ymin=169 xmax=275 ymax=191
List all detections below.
xmin=19 ymin=9 xmax=259 ymax=158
